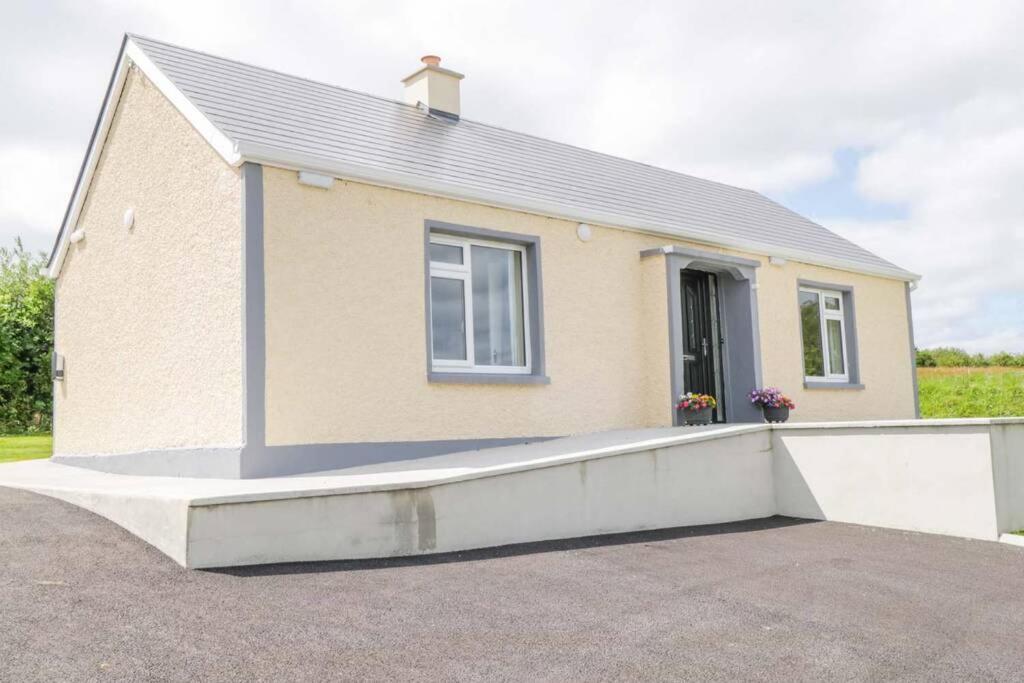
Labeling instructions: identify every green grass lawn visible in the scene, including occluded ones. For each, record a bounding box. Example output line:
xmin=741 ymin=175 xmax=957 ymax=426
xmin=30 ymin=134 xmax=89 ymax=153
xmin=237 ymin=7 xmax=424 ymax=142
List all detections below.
xmin=918 ymin=367 xmax=1024 ymax=418
xmin=0 ymin=434 xmax=53 ymax=464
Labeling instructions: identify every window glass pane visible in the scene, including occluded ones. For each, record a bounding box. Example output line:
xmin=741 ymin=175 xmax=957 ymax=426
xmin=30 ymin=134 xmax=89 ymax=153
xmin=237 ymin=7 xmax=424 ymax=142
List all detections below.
xmin=430 ymin=243 xmax=463 ymax=265
xmin=430 ymin=277 xmax=466 ymax=361
xmin=827 ymin=318 xmax=846 ymax=375
xmin=824 ymin=295 xmax=841 ymax=311
xmin=800 ymin=291 xmax=825 ymax=377
xmin=471 ymin=245 xmax=525 ymax=366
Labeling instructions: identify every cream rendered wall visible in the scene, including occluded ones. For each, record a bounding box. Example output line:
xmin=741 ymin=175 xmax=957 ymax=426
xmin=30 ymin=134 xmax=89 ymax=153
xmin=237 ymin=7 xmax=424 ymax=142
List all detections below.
xmin=262 ymin=169 xmax=915 ymax=446
xmin=639 ymin=256 xmax=672 ymax=425
xmin=754 ymin=258 xmax=915 ymax=421
xmin=54 ymin=67 xmax=243 ymax=454
xmin=263 ymin=169 xmax=671 ymax=445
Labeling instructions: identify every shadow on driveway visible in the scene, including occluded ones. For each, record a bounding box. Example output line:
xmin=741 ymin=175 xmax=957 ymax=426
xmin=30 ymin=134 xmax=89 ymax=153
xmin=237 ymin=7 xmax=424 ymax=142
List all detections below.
xmin=209 ymin=516 xmax=819 ymax=577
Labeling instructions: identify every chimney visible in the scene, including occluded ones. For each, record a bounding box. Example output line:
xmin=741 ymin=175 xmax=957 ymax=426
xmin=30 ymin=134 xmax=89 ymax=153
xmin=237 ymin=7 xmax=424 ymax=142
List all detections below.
xmin=402 ymin=55 xmax=464 ymax=119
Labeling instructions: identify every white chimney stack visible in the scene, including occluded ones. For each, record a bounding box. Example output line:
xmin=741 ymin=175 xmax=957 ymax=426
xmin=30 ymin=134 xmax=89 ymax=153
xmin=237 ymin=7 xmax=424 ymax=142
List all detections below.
xmin=402 ymin=55 xmax=464 ymax=119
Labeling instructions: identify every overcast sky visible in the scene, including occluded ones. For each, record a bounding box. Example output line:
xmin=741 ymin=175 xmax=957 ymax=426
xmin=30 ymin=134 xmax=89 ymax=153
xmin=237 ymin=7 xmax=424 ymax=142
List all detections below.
xmin=2 ymin=1 xmax=1022 ymax=352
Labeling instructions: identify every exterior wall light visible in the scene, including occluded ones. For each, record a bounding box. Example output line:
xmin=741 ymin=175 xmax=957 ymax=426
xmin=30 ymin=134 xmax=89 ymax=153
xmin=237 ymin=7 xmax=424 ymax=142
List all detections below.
xmin=576 ymin=223 xmax=593 ymax=242
xmin=298 ymin=171 xmax=334 ymax=189
xmin=52 ymin=352 xmax=65 ymax=382
xmin=124 ymin=207 xmax=135 ymax=230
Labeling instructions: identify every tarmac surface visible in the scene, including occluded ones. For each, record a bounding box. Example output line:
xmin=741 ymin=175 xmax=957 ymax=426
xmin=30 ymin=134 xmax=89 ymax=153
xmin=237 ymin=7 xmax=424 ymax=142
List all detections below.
xmin=2 ymin=485 xmax=1023 ymax=681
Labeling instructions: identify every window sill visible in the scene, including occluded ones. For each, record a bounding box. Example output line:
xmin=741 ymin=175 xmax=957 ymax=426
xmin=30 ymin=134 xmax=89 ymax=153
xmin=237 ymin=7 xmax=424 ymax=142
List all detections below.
xmin=803 ymin=380 xmax=865 ymax=390
xmin=428 ymin=372 xmax=551 ymax=385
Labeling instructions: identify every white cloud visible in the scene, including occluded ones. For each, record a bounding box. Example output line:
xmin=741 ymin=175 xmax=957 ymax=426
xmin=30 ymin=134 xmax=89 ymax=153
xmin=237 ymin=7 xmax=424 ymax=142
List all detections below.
xmin=0 ymin=145 xmax=79 ymax=251
xmin=944 ymin=329 xmax=1024 ymax=356
xmin=840 ymin=86 xmax=1024 ymax=352
xmin=2 ymin=0 xmax=1023 ymax=350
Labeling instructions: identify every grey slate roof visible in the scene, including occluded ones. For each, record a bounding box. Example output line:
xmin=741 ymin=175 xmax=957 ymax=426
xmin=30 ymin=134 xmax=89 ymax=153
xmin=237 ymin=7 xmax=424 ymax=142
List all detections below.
xmin=130 ymin=35 xmax=914 ymax=280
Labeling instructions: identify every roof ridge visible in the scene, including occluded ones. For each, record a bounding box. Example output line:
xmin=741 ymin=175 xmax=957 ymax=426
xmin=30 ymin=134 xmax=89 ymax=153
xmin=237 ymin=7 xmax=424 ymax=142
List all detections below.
xmin=127 ymin=33 xmax=423 ymax=114
xmin=121 ymin=33 xmax=915 ymax=280
xmin=127 ymin=33 xmax=765 ymax=200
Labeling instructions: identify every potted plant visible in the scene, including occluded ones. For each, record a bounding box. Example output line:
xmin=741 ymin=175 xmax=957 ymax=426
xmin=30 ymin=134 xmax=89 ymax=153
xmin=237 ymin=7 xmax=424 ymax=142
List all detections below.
xmin=748 ymin=387 xmax=796 ymax=423
xmin=676 ymin=392 xmax=717 ymax=426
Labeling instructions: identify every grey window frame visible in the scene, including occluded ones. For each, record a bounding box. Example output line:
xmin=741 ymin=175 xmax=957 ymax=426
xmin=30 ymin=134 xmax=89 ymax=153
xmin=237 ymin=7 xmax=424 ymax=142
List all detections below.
xmin=797 ymin=279 xmax=864 ymax=390
xmin=424 ymin=220 xmax=549 ymax=385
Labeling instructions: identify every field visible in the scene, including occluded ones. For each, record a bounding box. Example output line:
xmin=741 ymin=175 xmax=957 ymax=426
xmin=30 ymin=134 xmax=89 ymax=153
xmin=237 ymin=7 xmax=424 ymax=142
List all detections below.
xmin=918 ymin=367 xmax=1024 ymax=418
xmin=0 ymin=434 xmax=52 ymax=464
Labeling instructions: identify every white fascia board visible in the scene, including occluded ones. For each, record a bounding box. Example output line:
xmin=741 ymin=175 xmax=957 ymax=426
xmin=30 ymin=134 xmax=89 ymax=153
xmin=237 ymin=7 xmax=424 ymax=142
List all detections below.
xmin=47 ymin=37 xmax=240 ymax=279
xmin=237 ymin=142 xmax=921 ymax=283
xmin=123 ymin=39 xmax=240 ymax=166
xmin=46 ymin=40 xmax=130 ymax=279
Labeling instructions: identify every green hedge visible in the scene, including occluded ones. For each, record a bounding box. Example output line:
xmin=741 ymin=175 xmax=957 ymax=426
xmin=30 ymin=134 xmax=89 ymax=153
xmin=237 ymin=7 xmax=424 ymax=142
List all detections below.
xmin=0 ymin=240 xmax=54 ymax=434
xmin=916 ymin=347 xmax=1024 ymax=368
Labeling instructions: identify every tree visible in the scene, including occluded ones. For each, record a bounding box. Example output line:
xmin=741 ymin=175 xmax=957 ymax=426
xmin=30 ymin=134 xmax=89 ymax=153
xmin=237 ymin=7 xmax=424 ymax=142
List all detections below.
xmin=916 ymin=348 xmax=1024 ymax=368
xmin=930 ymin=347 xmax=973 ymax=367
xmin=990 ymin=351 xmax=1016 ymax=367
xmin=0 ymin=239 xmax=54 ymax=433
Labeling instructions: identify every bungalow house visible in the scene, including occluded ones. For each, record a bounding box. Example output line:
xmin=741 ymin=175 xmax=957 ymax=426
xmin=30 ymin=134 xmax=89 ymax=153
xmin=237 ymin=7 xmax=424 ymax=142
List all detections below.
xmin=47 ymin=35 xmax=920 ymax=478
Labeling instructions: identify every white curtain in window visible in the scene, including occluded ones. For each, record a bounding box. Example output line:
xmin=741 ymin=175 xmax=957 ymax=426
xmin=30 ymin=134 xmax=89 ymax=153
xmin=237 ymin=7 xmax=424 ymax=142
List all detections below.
xmin=430 ymin=277 xmax=467 ymax=361
xmin=471 ymin=245 xmax=525 ymax=366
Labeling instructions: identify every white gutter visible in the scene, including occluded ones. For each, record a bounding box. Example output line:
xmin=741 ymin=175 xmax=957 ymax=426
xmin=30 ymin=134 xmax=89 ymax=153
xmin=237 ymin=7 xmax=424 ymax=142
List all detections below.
xmin=238 ymin=141 xmax=921 ymax=283
xmin=48 ymin=37 xmax=920 ymax=284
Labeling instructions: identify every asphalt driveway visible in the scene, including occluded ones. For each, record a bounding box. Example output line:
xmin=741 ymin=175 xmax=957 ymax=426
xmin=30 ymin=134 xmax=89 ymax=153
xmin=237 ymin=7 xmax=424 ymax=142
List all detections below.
xmin=2 ymin=486 xmax=1023 ymax=681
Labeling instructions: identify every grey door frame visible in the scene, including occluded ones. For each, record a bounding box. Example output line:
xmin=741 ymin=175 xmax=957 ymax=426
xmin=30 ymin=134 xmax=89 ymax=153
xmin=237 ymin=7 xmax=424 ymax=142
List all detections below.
xmin=641 ymin=246 xmax=764 ymax=425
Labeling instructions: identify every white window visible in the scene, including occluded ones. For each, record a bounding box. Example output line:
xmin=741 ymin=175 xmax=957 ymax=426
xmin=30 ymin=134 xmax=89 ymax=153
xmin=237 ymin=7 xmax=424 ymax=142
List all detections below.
xmin=799 ymin=287 xmax=849 ymax=381
xmin=428 ymin=234 xmax=531 ymax=374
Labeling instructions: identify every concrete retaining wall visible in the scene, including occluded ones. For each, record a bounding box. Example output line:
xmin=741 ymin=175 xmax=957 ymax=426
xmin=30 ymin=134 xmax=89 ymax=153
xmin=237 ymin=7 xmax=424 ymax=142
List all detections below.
xmin=3 ymin=419 xmax=1022 ymax=568
xmin=773 ymin=422 xmax=1007 ymax=540
xmin=187 ymin=429 xmax=775 ymax=567
xmin=992 ymin=423 xmax=1024 ymax=534
xmin=186 ymin=419 xmax=1024 ymax=566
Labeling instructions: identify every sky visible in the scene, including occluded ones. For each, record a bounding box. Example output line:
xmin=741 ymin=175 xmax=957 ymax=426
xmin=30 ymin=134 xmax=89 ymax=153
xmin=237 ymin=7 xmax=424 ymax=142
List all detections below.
xmin=2 ymin=0 xmax=1022 ymax=352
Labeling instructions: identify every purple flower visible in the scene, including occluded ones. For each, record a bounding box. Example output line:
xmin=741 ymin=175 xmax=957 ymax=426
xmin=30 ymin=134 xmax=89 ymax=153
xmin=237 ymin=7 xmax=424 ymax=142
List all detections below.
xmin=748 ymin=387 xmax=793 ymax=409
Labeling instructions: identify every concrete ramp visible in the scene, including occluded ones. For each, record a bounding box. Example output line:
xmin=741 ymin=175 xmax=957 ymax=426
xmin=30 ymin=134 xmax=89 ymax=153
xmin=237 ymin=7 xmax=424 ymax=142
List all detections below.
xmin=2 ymin=419 xmax=1022 ymax=568
xmin=187 ymin=426 xmax=774 ymax=567
xmin=0 ymin=426 xmax=772 ymax=568
xmin=0 ymin=460 xmax=192 ymax=565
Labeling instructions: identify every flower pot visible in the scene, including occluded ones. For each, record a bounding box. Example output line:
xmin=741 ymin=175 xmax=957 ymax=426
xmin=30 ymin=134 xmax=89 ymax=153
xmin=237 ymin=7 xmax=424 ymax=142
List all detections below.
xmin=762 ymin=405 xmax=790 ymax=423
xmin=682 ymin=406 xmax=713 ymax=426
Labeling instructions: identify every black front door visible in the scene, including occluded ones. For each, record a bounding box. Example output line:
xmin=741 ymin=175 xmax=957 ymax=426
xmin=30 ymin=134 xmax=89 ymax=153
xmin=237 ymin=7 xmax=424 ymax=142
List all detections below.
xmin=680 ymin=269 xmax=724 ymax=421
